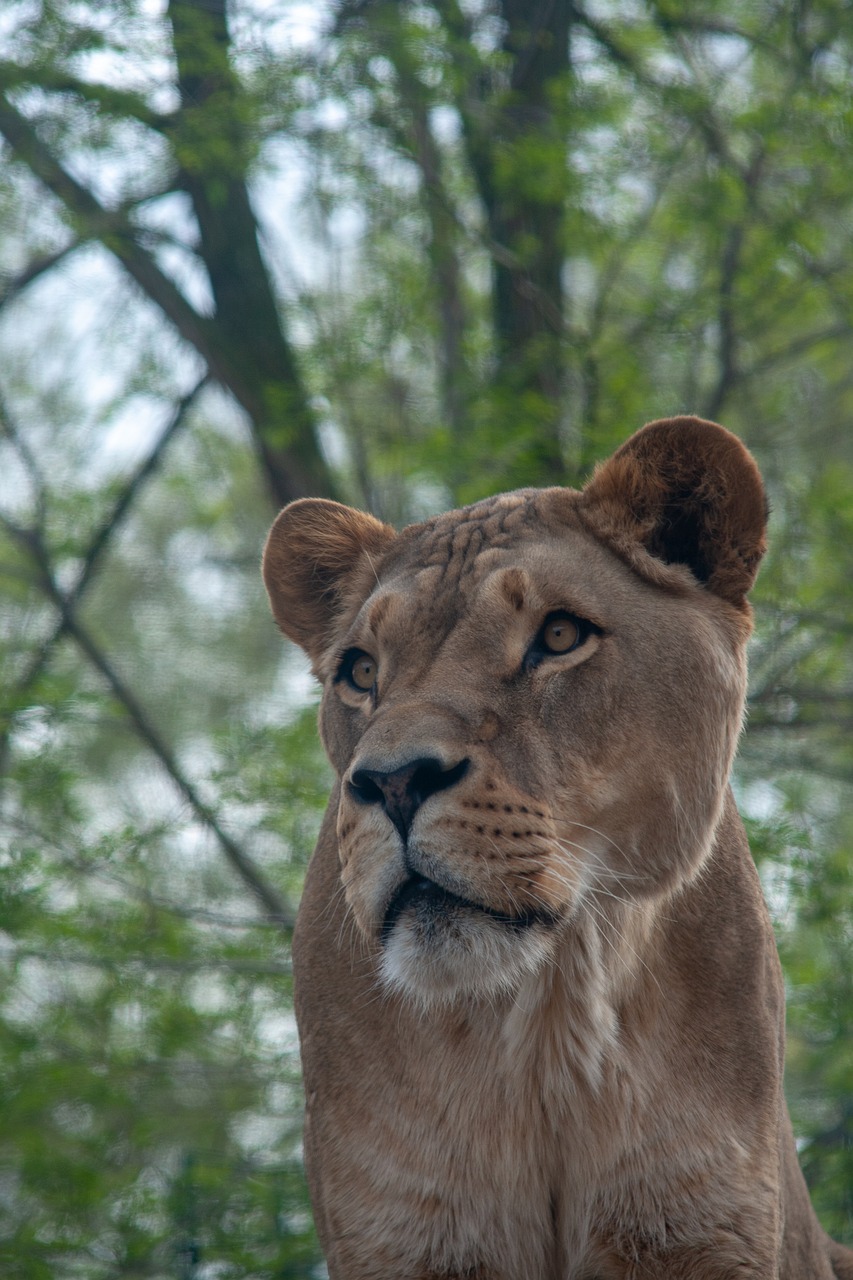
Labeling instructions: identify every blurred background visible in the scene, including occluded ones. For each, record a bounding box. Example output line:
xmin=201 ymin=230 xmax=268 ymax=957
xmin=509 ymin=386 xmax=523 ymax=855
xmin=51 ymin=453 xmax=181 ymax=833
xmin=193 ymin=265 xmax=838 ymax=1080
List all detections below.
xmin=1 ymin=0 xmax=852 ymax=1274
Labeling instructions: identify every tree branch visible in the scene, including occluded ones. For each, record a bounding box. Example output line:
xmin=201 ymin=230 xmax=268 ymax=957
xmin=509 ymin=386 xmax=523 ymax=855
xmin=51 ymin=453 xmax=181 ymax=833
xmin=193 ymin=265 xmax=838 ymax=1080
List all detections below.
xmin=0 ymin=60 xmax=174 ymax=132
xmin=0 ymin=240 xmax=81 ymax=310
xmin=745 ymin=325 xmax=853 ymax=380
xmin=0 ymin=943 xmax=291 ymax=977
xmin=0 ymin=92 xmax=230 ymax=363
xmin=0 ymin=380 xmax=207 ymax=771
xmin=1 ymin=512 xmax=295 ymax=929
xmin=0 ymin=85 xmax=334 ymax=505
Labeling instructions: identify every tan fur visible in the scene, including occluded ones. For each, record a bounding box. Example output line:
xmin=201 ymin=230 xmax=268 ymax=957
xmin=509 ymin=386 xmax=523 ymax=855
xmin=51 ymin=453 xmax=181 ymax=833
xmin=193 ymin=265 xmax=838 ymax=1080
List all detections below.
xmin=263 ymin=417 xmax=852 ymax=1280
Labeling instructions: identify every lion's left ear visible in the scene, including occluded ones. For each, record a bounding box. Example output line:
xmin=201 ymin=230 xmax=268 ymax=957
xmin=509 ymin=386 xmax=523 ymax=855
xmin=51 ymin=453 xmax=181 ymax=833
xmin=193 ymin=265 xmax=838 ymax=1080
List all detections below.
xmin=580 ymin=416 xmax=767 ymax=607
xmin=263 ymin=498 xmax=396 ymax=664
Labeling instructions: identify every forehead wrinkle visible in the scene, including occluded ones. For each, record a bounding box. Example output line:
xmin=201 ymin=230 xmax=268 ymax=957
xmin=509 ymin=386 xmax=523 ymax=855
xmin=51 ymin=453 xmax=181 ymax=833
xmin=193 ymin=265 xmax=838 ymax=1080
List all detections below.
xmin=365 ymin=590 xmax=399 ymax=634
xmin=359 ymin=577 xmax=459 ymax=656
xmin=390 ymin=493 xmax=537 ymax=584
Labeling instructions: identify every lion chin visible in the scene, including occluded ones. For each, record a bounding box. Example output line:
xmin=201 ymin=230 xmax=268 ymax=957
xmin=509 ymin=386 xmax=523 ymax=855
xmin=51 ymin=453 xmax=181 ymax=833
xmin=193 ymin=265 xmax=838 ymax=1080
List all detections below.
xmin=377 ymin=873 xmax=559 ymax=1009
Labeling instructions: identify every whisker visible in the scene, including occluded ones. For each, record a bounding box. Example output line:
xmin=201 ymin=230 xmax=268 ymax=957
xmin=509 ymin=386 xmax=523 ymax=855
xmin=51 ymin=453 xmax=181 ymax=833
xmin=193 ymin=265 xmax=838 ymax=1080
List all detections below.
xmin=549 ymin=819 xmax=656 ymax=888
xmin=549 ymin=838 xmax=647 ymax=900
xmin=577 ymin=895 xmax=663 ymax=997
xmin=362 ymin=548 xmax=383 ymax=591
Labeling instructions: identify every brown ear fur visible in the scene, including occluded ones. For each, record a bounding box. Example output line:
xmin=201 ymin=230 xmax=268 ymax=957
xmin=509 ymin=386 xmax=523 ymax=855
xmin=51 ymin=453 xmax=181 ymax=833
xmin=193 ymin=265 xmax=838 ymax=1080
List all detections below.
xmin=580 ymin=416 xmax=767 ymax=607
xmin=262 ymin=498 xmax=396 ymax=663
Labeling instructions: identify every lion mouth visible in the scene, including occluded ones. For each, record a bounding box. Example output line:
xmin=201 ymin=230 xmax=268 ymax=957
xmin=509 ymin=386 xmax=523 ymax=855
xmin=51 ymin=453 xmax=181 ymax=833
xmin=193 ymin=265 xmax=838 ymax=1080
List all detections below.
xmin=380 ymin=874 xmax=553 ymax=944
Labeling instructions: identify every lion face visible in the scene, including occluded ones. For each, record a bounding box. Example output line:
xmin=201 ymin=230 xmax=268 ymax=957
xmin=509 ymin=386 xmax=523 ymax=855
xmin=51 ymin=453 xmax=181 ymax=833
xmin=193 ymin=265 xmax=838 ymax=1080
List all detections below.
xmin=319 ymin=501 xmax=747 ymax=1006
xmin=263 ymin=418 xmax=766 ymax=1008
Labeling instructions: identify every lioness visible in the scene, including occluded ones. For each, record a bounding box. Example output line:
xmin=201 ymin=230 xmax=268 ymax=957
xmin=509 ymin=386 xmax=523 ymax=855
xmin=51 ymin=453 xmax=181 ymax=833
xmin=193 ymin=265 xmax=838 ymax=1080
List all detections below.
xmin=263 ymin=418 xmax=853 ymax=1280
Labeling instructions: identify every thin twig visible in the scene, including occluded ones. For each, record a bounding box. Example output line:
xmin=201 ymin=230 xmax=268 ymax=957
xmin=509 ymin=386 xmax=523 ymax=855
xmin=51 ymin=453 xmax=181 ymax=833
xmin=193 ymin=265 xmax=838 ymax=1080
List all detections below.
xmin=0 ymin=379 xmax=208 ymax=771
xmin=0 ymin=943 xmax=291 ymax=977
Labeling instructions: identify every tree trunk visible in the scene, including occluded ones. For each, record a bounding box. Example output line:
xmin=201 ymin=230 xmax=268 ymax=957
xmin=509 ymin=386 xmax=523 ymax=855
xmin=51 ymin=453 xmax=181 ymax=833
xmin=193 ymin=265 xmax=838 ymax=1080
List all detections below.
xmin=439 ymin=0 xmax=572 ymax=484
xmin=167 ymin=0 xmax=335 ymax=506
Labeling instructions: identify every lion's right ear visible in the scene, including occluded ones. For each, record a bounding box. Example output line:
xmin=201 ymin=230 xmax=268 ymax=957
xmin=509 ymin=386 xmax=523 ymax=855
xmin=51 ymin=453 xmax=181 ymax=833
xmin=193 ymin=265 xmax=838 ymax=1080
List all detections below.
xmin=579 ymin=417 xmax=767 ymax=608
xmin=262 ymin=499 xmax=396 ymax=664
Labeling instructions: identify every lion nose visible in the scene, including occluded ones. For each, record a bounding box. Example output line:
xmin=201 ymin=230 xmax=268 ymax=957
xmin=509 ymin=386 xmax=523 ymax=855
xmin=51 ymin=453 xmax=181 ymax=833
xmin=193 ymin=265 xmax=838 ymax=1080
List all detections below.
xmin=348 ymin=756 xmax=469 ymax=839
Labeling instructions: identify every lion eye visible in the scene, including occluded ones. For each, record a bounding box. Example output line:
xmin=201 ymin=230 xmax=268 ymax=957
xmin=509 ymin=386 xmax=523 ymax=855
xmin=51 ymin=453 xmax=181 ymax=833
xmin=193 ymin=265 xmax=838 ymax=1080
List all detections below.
xmin=541 ymin=615 xmax=580 ymax=654
xmin=524 ymin=611 xmax=598 ymax=672
xmin=342 ymin=650 xmax=378 ymax=692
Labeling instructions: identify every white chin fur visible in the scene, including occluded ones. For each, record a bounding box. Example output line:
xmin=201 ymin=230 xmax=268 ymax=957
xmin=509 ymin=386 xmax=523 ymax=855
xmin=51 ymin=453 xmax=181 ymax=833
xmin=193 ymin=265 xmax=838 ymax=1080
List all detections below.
xmin=378 ymin=914 xmax=555 ymax=1010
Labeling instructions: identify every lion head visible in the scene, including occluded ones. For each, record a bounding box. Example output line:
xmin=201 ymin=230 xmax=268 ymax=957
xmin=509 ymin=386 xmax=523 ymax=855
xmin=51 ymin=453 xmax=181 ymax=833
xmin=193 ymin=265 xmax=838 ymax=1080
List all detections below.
xmin=263 ymin=417 xmax=766 ymax=1009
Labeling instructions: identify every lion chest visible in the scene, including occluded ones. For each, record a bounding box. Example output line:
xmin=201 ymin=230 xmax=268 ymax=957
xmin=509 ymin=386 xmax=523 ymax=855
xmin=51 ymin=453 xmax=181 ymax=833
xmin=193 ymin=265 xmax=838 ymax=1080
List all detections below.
xmin=301 ymin=1014 xmax=603 ymax=1279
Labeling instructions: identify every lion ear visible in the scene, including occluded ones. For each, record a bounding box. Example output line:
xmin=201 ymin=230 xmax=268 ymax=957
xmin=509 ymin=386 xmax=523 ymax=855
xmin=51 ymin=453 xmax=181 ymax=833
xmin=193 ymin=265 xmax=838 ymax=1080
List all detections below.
xmin=580 ymin=416 xmax=767 ymax=607
xmin=262 ymin=499 xmax=396 ymax=663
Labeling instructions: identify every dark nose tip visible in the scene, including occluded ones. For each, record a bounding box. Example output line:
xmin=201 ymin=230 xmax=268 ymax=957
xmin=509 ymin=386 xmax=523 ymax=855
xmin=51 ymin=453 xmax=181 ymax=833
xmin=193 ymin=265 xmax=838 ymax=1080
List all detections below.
xmin=348 ymin=756 xmax=469 ymax=839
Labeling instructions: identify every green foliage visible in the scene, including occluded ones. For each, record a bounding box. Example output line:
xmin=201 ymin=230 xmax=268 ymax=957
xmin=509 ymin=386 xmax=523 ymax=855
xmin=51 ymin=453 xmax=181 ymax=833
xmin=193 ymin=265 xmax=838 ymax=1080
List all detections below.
xmin=0 ymin=395 xmax=329 ymax=1273
xmin=1 ymin=674 xmax=326 ymax=1276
